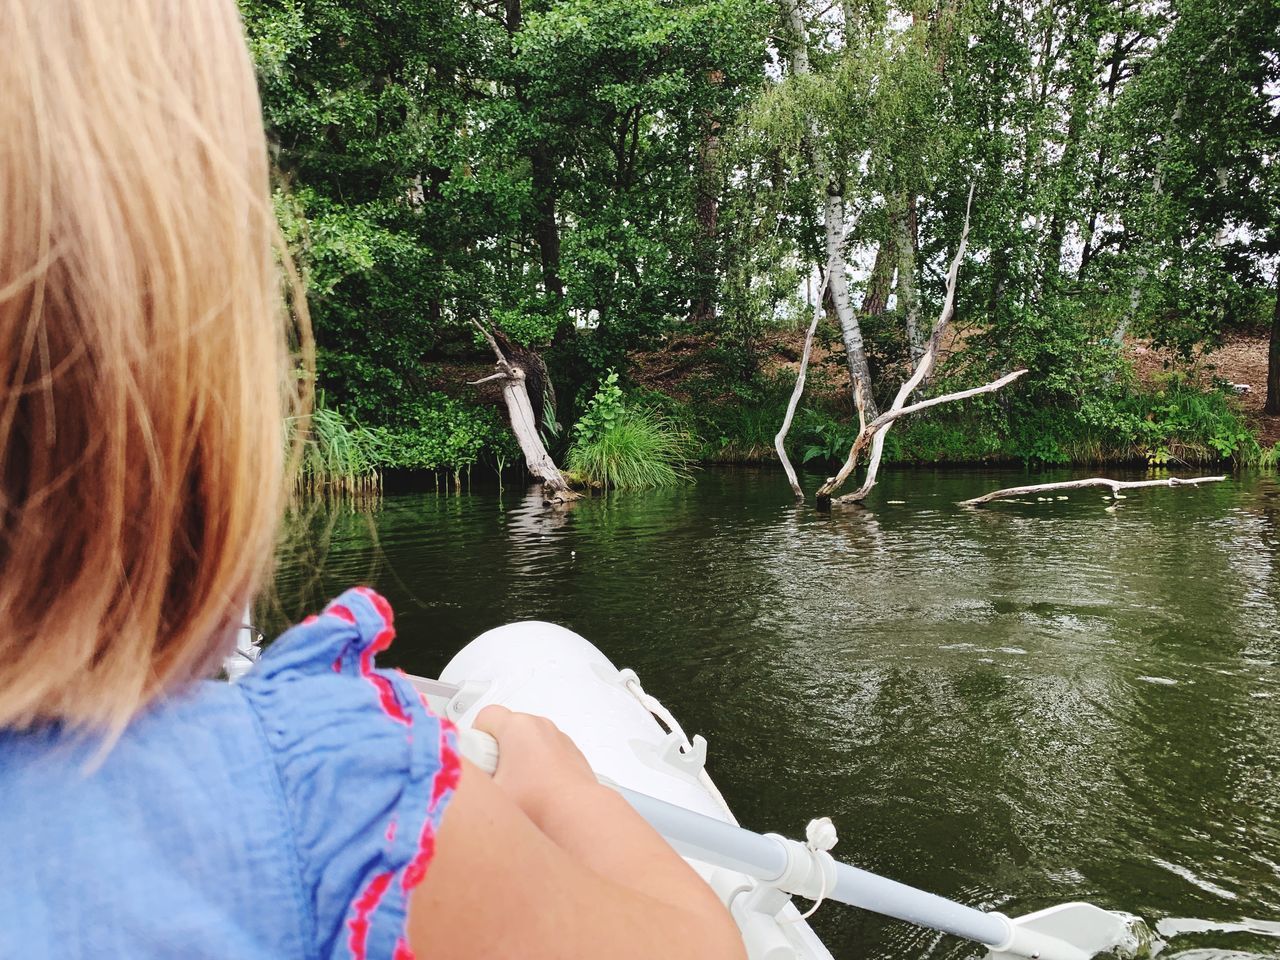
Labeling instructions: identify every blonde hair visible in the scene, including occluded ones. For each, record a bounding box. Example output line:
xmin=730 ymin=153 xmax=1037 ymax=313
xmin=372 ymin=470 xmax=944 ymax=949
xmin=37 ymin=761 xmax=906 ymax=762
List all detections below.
xmin=0 ymin=0 xmax=308 ymax=733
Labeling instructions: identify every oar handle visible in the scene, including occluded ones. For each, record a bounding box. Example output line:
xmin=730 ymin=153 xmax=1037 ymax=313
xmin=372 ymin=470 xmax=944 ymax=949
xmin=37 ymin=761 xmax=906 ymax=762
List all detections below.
xmin=453 ymin=724 xmax=1108 ymax=960
xmin=458 ymin=727 xmax=500 ymax=775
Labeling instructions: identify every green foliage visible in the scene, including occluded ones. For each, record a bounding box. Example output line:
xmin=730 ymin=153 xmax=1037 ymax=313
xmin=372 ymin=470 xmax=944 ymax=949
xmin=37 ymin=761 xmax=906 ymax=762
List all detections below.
xmin=293 ymin=401 xmax=384 ymax=496
xmin=290 ymin=391 xmax=518 ymax=491
xmin=571 ymin=371 xmax=626 ymax=447
xmin=1248 ymin=443 xmax=1280 ymax=470
xmin=1125 ymin=380 xmax=1257 ymax=465
xmin=374 ymin=394 xmax=517 ymax=476
xmin=568 ymin=408 xmax=696 ymax=490
xmin=242 ymin=0 xmax=1278 ymax=486
xmin=568 ymin=374 xmax=694 ymax=488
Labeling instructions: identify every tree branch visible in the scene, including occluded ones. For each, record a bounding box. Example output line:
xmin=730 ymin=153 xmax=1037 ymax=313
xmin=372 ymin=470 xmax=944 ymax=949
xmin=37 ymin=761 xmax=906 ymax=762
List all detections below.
xmin=774 ymin=273 xmax=829 ymax=500
xmin=816 ymin=185 xmax=988 ymax=507
xmin=959 ymin=475 xmax=1227 ymax=507
xmin=821 ymin=369 xmax=1027 ymax=505
xmin=471 ymin=319 xmax=507 ymax=365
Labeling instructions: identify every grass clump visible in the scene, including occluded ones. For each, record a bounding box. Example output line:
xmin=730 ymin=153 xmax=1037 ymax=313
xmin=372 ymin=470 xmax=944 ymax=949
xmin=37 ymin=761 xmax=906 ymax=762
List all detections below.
xmin=293 ymin=402 xmax=385 ymax=497
xmin=568 ymin=372 xmax=695 ymax=490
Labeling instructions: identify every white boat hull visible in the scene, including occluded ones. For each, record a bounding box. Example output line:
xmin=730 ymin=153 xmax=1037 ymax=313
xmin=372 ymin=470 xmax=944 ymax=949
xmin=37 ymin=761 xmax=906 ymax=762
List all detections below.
xmin=436 ymin=621 xmax=836 ymax=960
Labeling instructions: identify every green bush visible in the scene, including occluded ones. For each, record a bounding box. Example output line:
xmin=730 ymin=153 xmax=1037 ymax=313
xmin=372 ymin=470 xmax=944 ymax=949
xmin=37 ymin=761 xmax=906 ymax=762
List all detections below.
xmin=688 ymin=376 xmax=793 ymax=463
xmin=374 ymin=393 xmax=518 ymax=481
xmin=1122 ymin=379 xmax=1256 ymax=465
xmin=568 ymin=374 xmax=694 ymax=489
xmin=290 ymin=391 xmax=520 ymax=494
xmin=784 ymin=377 xmax=1259 ymax=469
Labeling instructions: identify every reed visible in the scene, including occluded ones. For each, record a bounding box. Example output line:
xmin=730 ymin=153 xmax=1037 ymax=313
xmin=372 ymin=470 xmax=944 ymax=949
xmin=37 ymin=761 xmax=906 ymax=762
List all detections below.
xmin=291 ymin=404 xmax=384 ymax=497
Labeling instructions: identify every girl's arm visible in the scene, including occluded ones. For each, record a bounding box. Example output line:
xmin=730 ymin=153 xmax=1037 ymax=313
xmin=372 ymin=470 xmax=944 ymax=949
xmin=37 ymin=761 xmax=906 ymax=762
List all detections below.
xmin=408 ymin=708 xmax=746 ymax=960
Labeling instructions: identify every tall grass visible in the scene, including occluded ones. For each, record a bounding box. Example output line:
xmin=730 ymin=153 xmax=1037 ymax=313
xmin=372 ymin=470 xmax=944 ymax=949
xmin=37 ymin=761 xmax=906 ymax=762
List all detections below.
xmin=292 ymin=406 xmax=384 ymax=497
xmin=568 ymin=407 xmax=695 ymax=490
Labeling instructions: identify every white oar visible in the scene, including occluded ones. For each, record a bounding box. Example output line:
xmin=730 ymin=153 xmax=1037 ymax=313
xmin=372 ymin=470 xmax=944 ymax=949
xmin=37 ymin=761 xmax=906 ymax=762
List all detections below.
xmin=420 ymin=686 xmax=1132 ymax=960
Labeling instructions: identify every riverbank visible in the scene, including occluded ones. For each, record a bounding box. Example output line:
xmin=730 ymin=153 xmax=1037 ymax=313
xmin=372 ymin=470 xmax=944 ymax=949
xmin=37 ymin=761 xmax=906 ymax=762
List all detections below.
xmin=448 ymin=329 xmax=1277 ymax=466
xmin=302 ymin=328 xmax=1279 ymax=490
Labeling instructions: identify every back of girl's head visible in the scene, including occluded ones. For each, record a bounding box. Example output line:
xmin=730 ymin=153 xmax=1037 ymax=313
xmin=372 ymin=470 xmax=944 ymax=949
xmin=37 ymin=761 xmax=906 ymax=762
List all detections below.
xmin=0 ymin=0 xmax=300 ymax=733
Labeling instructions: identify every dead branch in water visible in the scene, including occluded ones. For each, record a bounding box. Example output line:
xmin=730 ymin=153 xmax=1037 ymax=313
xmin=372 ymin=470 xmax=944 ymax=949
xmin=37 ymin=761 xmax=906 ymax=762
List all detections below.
xmin=815 ymin=186 xmax=1023 ymax=507
xmin=959 ymin=475 xmax=1228 ymax=506
xmin=774 ymin=273 xmax=829 ymax=500
xmin=817 ymin=369 xmax=1029 ymax=505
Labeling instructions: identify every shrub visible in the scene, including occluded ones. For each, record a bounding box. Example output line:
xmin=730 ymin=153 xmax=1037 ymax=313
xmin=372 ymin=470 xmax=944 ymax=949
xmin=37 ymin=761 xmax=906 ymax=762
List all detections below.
xmin=568 ymin=373 xmax=694 ymax=489
xmin=290 ymin=392 xmax=520 ymax=495
xmin=374 ymin=393 xmax=517 ymax=483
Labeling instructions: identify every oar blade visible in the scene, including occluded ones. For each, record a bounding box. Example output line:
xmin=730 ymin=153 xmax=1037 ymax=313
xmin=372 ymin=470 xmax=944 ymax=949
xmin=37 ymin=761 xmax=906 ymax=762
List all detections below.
xmin=990 ymin=903 xmax=1137 ymax=960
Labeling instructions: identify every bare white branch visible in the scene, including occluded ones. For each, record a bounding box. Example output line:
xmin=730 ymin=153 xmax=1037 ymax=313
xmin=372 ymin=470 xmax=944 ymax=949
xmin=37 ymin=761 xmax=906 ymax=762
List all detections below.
xmin=775 ymin=273 xmax=829 ymax=500
xmin=959 ymin=475 xmax=1228 ymax=507
xmin=467 ymin=372 xmax=509 ymax=386
xmin=817 ymin=186 xmax=995 ymax=506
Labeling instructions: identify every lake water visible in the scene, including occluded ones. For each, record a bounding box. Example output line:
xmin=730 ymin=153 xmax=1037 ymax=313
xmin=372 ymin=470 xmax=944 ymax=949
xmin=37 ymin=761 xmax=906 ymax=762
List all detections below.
xmin=269 ymin=466 xmax=1280 ymax=960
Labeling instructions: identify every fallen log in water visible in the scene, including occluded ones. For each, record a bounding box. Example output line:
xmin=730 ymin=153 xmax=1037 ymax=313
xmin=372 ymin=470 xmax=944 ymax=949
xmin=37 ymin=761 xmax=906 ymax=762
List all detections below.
xmin=959 ymin=475 xmax=1228 ymax=507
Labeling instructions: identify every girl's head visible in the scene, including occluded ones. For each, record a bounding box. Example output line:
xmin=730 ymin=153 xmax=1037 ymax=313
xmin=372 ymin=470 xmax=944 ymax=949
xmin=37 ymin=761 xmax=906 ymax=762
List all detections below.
xmin=0 ymin=0 xmax=303 ymax=733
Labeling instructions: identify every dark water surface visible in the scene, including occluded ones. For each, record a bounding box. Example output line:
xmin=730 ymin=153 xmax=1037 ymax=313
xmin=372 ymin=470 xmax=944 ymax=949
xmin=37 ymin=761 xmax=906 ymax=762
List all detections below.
xmin=271 ymin=467 xmax=1280 ymax=960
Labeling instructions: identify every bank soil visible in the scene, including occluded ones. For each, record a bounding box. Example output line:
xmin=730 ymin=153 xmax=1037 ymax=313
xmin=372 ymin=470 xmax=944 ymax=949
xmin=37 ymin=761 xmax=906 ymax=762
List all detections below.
xmin=1130 ymin=332 xmax=1280 ymax=446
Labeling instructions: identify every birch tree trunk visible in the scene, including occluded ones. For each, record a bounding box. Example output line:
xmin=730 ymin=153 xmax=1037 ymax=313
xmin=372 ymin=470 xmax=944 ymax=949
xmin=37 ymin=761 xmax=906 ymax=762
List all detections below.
xmin=816 ymin=188 xmax=1001 ymax=507
xmin=783 ymin=0 xmax=879 ymax=420
xmin=825 ymin=188 xmax=879 ymax=418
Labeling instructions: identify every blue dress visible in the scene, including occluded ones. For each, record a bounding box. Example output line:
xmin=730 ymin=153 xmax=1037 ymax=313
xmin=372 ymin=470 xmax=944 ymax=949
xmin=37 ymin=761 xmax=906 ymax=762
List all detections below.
xmin=0 ymin=587 xmax=460 ymax=960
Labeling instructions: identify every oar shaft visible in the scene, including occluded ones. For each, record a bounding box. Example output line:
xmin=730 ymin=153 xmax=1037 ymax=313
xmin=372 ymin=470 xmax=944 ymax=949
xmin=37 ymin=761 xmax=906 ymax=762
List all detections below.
xmin=615 ymin=784 xmax=1009 ymax=947
xmin=455 ymin=726 xmax=1012 ymax=949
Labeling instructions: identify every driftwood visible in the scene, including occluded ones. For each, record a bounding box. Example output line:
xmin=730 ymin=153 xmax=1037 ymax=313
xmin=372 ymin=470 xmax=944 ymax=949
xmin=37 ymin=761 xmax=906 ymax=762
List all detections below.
xmin=816 ymin=186 xmax=1024 ymax=507
xmin=960 ymin=475 xmax=1228 ymax=507
xmin=774 ymin=274 xmax=829 ymax=500
xmin=469 ymin=322 xmax=577 ymax=500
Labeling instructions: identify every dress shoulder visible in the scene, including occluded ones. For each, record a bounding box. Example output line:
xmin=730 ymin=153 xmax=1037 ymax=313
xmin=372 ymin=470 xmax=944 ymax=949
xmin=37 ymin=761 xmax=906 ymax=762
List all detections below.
xmin=239 ymin=587 xmax=460 ymax=960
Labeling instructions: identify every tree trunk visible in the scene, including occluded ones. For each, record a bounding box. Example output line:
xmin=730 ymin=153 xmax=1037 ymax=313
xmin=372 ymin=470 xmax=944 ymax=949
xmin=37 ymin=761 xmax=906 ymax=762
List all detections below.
xmin=531 ymin=146 xmax=564 ymax=302
xmin=775 ymin=286 xmax=824 ymax=500
xmin=816 ymin=187 xmax=981 ymax=507
xmin=892 ymin=200 xmax=923 ymax=366
xmin=1079 ymin=30 xmax=1126 ymax=280
xmin=499 ymin=365 xmax=572 ymax=495
xmin=691 ymin=71 xmax=723 ymax=327
xmin=861 ymin=238 xmax=896 ymax=318
xmin=1267 ymin=277 xmax=1280 ymax=415
xmin=470 ymin=323 xmax=576 ymax=499
xmin=507 ymin=0 xmax=564 ymax=307
xmin=825 ymin=186 xmax=880 ymax=419
xmin=783 ymin=0 xmax=878 ymax=419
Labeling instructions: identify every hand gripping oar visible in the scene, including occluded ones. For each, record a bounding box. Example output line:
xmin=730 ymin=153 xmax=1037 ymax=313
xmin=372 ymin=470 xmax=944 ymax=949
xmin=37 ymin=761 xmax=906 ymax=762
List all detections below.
xmin=451 ymin=723 xmax=1132 ymax=960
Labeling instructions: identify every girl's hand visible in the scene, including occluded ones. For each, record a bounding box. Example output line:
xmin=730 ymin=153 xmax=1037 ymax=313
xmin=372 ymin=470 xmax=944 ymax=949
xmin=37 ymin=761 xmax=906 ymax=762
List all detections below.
xmin=472 ymin=705 xmax=601 ymax=827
